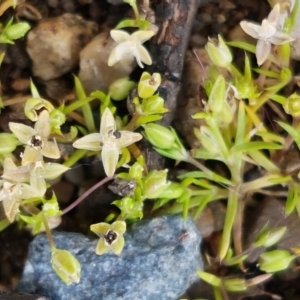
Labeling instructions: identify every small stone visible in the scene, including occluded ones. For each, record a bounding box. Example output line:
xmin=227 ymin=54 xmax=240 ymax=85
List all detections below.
xmin=26 ymin=13 xmax=98 ymax=81
xmin=78 ymin=32 xmax=136 ymax=94
xmin=16 ymin=215 xmax=202 ymax=300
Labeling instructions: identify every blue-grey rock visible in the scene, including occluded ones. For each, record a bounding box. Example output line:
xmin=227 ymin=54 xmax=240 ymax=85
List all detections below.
xmin=16 ymin=215 xmax=202 ymax=300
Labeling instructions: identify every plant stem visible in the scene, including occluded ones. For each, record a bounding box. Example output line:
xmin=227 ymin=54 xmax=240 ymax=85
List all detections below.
xmin=41 ymin=212 xmax=56 ymax=250
xmin=63 ymin=149 xmax=89 ymax=168
xmin=124 ymin=112 xmax=141 ymax=131
xmin=62 ymin=176 xmax=115 ymax=215
xmin=219 ymin=186 xmax=239 ymax=260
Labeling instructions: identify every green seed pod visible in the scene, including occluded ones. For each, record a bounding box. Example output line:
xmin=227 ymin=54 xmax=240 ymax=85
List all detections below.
xmin=141 ymin=94 xmax=168 ymax=115
xmin=109 ymin=77 xmax=135 ymax=100
xmin=205 ymin=35 xmax=232 ymax=68
xmin=143 ymin=169 xmax=170 ymax=199
xmin=259 ymin=249 xmax=294 ymax=273
xmin=51 ymin=248 xmax=81 ymax=285
xmin=283 ymin=93 xmax=300 ymax=117
xmin=5 ymin=22 xmax=30 ymax=40
xmin=143 ymin=123 xmax=175 ymax=149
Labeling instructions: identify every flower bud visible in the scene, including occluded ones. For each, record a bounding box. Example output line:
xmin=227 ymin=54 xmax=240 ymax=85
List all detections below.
xmin=223 ymin=278 xmax=247 ymax=292
xmin=141 ymin=94 xmax=168 ymax=115
xmin=109 ymin=77 xmax=135 ymax=100
xmin=43 ymin=195 xmax=61 ymax=217
xmin=283 ymin=93 xmax=300 ymax=117
xmin=24 ymin=97 xmax=54 ymax=121
xmin=195 ymin=126 xmax=219 ymax=154
xmin=143 ymin=123 xmax=175 ymax=149
xmin=219 ymin=101 xmax=234 ymax=125
xmin=51 ymin=248 xmax=81 ymax=285
xmin=138 ymin=72 xmax=161 ymax=99
xmin=5 ymin=22 xmax=30 ymax=40
xmin=205 ymin=35 xmax=232 ymax=68
xmin=143 ymin=169 xmax=170 ymax=199
xmin=253 ymin=226 xmax=286 ymax=248
xmin=259 ymin=250 xmax=294 ymax=273
xmin=206 ymin=75 xmax=226 ymax=115
xmin=50 ymin=109 xmax=66 ymax=134
xmin=157 ymin=182 xmax=185 ymax=199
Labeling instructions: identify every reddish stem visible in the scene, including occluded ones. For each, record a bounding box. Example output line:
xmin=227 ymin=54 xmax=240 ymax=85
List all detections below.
xmin=62 ymin=176 xmax=115 ymax=215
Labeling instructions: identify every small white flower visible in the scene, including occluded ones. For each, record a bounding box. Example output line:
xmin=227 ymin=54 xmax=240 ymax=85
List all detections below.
xmin=240 ymin=4 xmax=294 ymax=65
xmin=108 ymin=29 xmax=155 ymax=68
xmin=73 ymin=108 xmax=142 ymax=177
xmin=0 ymin=180 xmax=38 ymax=222
xmin=9 ymin=110 xmax=60 ymax=165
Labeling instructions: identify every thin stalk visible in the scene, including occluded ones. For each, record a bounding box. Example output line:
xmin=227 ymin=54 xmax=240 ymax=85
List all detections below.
xmin=41 ymin=212 xmax=56 ymax=250
xmin=187 ymin=155 xmax=231 ymax=185
xmin=124 ymin=112 xmax=141 ymax=131
xmin=213 ymin=287 xmax=224 ymax=300
xmin=62 ymin=176 xmax=115 ymax=215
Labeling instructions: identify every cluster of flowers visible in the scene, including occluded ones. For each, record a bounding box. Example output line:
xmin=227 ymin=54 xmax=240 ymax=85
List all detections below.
xmin=0 ymin=107 xmax=68 ymax=222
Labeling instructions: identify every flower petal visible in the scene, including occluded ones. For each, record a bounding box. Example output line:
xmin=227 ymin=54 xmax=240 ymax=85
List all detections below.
xmin=267 ymin=3 xmax=280 ymax=25
xmin=256 ymin=39 xmax=271 ymax=66
xmin=2 ymin=159 xmax=31 ymax=183
xmin=110 ymin=29 xmax=130 ymax=43
xmin=3 ymin=197 xmax=20 ymax=222
xmin=95 ymin=238 xmax=111 ymax=255
xmin=108 ymin=42 xmax=132 ymax=67
xmin=72 ymin=133 xmax=102 ymax=151
xmin=271 ymin=31 xmax=295 ymax=45
xmin=90 ymin=222 xmax=111 ymax=235
xmin=111 ymin=234 xmax=125 ymax=255
xmin=41 ymin=140 xmax=61 ymax=159
xmin=35 ymin=110 xmax=51 ymax=138
xmin=132 ymin=30 xmax=155 ymax=44
xmin=116 ymin=131 xmax=142 ymax=148
xmin=102 ymin=144 xmax=119 ymax=177
xmin=19 ymin=182 xmax=41 ymax=198
xmin=240 ymin=21 xmax=260 ymax=39
xmin=9 ymin=122 xmax=36 ymax=144
xmin=3 ymin=157 xmax=18 ymax=172
xmin=112 ymin=220 xmax=126 ymax=234
xmin=100 ymin=108 xmax=116 ymax=136
xmin=30 ymin=176 xmax=47 ymax=197
xmin=43 ymin=163 xmax=69 ymax=180
xmin=22 ymin=146 xmax=41 ymax=165
xmin=260 ymin=19 xmax=277 ymax=39
xmin=135 ymin=44 xmax=152 ymax=68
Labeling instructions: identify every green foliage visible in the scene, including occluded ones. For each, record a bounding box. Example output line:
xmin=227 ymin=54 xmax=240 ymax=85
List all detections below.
xmin=0 ymin=1 xmax=299 ymax=294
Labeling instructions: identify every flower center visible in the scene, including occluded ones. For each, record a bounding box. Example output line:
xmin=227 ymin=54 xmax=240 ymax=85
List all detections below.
xmin=30 ymin=135 xmax=43 ymax=149
xmin=104 ymin=230 xmax=118 ymax=245
xmin=113 ymin=130 xmax=121 ymax=139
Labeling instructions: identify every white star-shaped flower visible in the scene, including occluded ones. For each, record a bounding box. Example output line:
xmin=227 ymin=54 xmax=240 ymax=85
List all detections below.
xmin=240 ymin=4 xmax=294 ymax=65
xmin=9 ymin=110 xmax=60 ymax=165
xmin=108 ymin=29 xmax=155 ymax=69
xmin=72 ymin=108 xmax=143 ymax=177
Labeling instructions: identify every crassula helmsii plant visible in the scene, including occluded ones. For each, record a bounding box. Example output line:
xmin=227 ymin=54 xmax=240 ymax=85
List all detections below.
xmin=1 ymin=0 xmax=300 ymax=295
xmin=0 ymin=0 xmax=175 ymax=285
